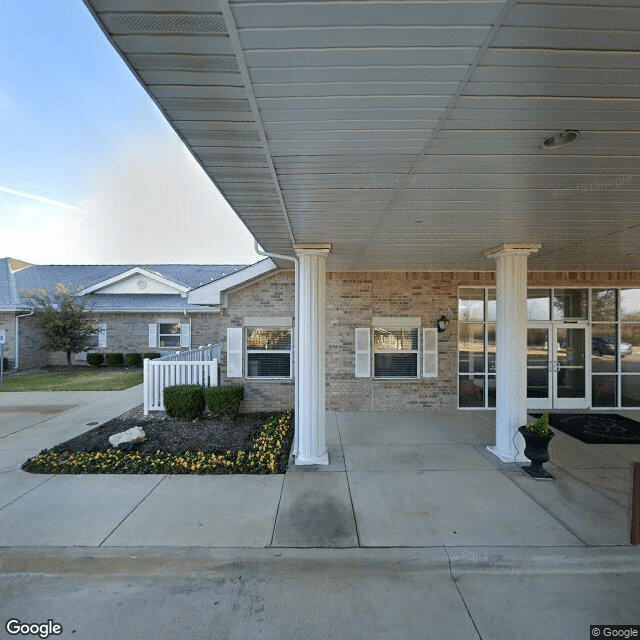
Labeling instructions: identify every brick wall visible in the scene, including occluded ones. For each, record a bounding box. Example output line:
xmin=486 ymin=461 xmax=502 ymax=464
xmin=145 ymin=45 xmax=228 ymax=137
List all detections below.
xmin=87 ymin=312 xmax=225 ymax=357
xmin=23 ymin=312 xmax=226 ymax=368
xmin=0 ymin=313 xmax=16 ymax=368
xmin=0 ymin=313 xmax=50 ymax=370
xmin=220 ymin=269 xmax=640 ymax=413
xmin=221 ymin=271 xmax=296 ymax=412
xmin=12 ymin=269 xmax=640 ymax=412
xmin=326 ymin=271 xmax=481 ymax=411
xmin=17 ymin=315 xmax=47 ymax=369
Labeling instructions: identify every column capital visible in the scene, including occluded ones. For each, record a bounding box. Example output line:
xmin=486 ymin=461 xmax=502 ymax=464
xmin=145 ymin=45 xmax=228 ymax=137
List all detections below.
xmin=484 ymin=243 xmax=541 ymax=260
xmin=294 ymin=244 xmax=332 ymax=257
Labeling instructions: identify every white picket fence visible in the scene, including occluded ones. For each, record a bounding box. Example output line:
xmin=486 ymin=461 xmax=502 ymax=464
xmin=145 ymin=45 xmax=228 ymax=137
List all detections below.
xmin=143 ymin=345 xmax=220 ymax=415
xmin=156 ymin=344 xmax=219 ymax=362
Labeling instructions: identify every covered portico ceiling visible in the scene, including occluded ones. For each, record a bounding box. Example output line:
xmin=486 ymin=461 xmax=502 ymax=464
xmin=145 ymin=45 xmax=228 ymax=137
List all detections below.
xmin=85 ymin=0 xmax=640 ymax=271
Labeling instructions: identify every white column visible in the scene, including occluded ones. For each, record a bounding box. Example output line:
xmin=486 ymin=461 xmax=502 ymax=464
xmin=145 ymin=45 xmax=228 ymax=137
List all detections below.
xmin=485 ymin=243 xmax=541 ymax=462
xmin=294 ymin=244 xmax=331 ymax=465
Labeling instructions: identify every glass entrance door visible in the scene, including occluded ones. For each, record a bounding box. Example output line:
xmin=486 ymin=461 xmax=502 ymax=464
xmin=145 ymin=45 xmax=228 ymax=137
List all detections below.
xmin=527 ymin=325 xmax=551 ymax=409
xmin=554 ymin=325 xmax=589 ymax=409
xmin=527 ymin=324 xmax=589 ymax=409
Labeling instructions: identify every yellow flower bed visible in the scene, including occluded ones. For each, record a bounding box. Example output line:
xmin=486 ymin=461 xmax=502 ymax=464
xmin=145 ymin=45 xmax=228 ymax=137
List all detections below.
xmin=25 ymin=412 xmax=293 ymax=475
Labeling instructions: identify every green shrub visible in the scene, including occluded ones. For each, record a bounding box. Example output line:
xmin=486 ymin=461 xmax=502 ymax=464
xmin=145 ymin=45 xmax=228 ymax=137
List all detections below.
xmin=526 ymin=412 xmax=552 ymax=436
xmin=203 ymin=385 xmax=244 ymax=420
xmin=163 ymin=385 xmax=205 ymax=421
xmin=105 ymin=353 xmax=124 ymax=367
xmin=126 ymin=353 xmax=142 ymax=367
xmin=86 ymin=353 xmax=104 ymax=367
xmin=144 ymin=352 xmax=161 ymax=360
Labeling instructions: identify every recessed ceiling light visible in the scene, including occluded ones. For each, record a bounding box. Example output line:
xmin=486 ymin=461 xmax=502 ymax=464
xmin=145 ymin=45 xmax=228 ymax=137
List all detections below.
xmin=541 ymin=130 xmax=580 ymax=149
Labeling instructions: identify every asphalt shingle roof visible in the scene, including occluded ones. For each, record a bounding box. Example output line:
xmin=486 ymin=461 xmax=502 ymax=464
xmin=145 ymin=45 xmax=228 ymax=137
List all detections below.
xmin=1 ymin=260 xmax=252 ymax=312
xmin=14 ymin=264 xmax=247 ymax=294
xmin=0 ymin=259 xmax=17 ymax=308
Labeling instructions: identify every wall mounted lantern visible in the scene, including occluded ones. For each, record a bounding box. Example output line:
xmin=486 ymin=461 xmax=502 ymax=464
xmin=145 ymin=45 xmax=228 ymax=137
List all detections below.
xmin=437 ymin=315 xmax=449 ymax=333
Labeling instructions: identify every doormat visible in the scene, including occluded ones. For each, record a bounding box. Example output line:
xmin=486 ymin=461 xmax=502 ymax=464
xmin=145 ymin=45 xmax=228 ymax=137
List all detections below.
xmin=532 ymin=413 xmax=640 ymax=445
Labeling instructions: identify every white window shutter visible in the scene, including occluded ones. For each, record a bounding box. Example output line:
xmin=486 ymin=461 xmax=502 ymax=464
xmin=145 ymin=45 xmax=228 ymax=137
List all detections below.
xmin=98 ymin=323 xmax=107 ymax=348
xmin=180 ymin=322 xmax=191 ymax=348
xmin=422 ymin=328 xmax=438 ymax=378
xmin=148 ymin=324 xmax=158 ymax=348
xmin=226 ymin=327 xmax=243 ymax=378
xmin=355 ymin=328 xmax=371 ymax=378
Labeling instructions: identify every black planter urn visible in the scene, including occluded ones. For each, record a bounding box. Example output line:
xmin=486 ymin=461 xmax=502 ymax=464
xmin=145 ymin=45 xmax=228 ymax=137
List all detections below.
xmin=518 ymin=426 xmax=554 ymax=479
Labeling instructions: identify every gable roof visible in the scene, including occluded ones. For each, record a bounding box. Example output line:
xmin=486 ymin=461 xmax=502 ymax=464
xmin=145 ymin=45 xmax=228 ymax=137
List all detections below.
xmin=188 ymin=259 xmax=277 ymax=306
xmin=14 ymin=263 xmax=248 ymax=295
xmin=80 ymin=267 xmax=191 ymax=295
xmin=2 ymin=260 xmax=252 ymax=312
xmin=0 ymin=258 xmax=21 ymax=309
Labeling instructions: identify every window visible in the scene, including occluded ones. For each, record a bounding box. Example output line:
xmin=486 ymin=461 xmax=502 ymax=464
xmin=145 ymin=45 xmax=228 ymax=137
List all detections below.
xmin=149 ymin=322 xmax=190 ymax=349
xmin=355 ymin=318 xmax=437 ymax=379
xmin=618 ymin=289 xmax=640 ymax=407
xmin=246 ymin=327 xmax=292 ymax=378
xmin=458 ymin=288 xmax=495 ymax=408
xmin=373 ymin=327 xmax=419 ymax=378
xmin=89 ymin=323 xmax=107 ymax=348
xmin=527 ymin=289 xmax=551 ymax=321
xmin=159 ymin=323 xmax=181 ymax=348
xmin=553 ymin=288 xmax=588 ymax=321
xmin=459 ymin=286 xmax=640 ymax=409
xmin=590 ymin=288 xmax=640 ymax=407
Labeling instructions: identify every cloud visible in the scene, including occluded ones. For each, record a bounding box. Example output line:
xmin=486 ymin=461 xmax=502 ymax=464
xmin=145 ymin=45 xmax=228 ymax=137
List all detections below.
xmin=0 ymin=200 xmax=94 ymax=263
xmin=0 ymin=185 xmax=88 ymax=215
xmin=1 ymin=129 xmax=260 ymax=265
xmin=81 ymin=132 xmax=260 ymax=264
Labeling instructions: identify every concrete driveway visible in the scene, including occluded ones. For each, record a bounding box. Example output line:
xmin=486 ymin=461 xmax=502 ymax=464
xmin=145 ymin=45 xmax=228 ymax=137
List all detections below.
xmin=1 ymin=388 xmax=639 ymax=639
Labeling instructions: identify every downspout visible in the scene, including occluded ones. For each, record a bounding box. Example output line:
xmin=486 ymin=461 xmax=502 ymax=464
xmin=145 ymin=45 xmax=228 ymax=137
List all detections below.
xmin=183 ymin=308 xmax=191 ymax=350
xmin=254 ymin=240 xmax=300 ymax=457
xmin=14 ymin=310 xmax=34 ymax=370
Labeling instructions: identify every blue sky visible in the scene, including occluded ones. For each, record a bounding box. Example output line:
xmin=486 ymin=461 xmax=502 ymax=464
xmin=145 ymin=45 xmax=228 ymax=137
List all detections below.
xmin=0 ymin=0 xmax=259 ymax=265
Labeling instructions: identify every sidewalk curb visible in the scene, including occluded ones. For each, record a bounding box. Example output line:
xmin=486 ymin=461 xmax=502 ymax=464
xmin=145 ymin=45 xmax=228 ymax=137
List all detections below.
xmin=2 ymin=545 xmax=639 ymax=576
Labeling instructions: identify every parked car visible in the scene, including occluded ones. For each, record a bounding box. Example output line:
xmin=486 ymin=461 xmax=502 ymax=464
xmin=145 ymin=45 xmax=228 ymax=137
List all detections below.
xmin=592 ymin=336 xmax=633 ymax=357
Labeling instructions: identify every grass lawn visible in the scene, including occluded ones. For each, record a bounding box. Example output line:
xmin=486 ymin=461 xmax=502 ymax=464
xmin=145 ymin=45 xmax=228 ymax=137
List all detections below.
xmin=0 ymin=369 xmax=144 ymax=392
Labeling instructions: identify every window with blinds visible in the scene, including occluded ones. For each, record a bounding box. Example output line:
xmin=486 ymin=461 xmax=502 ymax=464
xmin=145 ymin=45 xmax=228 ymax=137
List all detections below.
xmin=245 ymin=327 xmax=292 ymax=378
xmin=373 ymin=327 xmax=419 ymax=378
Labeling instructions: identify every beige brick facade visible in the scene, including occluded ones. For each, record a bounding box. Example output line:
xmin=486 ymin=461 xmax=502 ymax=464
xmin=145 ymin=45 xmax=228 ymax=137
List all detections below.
xmin=87 ymin=312 xmax=225 ymax=358
xmin=220 ymin=269 xmax=640 ymax=413
xmin=220 ymin=271 xmax=296 ymax=413
xmin=0 ymin=313 xmax=16 ymax=368
xmin=18 ymin=311 xmax=227 ymax=369
xmin=10 ymin=268 xmax=640 ymax=412
xmin=0 ymin=312 xmax=49 ymax=371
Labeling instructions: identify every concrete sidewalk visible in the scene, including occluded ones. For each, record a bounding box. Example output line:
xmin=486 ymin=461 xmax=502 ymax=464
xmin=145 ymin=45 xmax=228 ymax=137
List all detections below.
xmin=1 ymin=388 xmax=639 ymax=639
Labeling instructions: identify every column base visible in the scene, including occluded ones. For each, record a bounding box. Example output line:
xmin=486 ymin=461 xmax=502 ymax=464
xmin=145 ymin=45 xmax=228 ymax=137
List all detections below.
xmin=486 ymin=445 xmax=528 ymax=464
xmin=294 ymin=451 xmax=329 ymax=466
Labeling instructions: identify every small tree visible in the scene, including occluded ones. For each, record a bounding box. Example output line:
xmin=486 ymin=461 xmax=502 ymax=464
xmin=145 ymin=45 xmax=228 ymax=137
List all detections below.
xmin=21 ymin=283 xmax=98 ymax=370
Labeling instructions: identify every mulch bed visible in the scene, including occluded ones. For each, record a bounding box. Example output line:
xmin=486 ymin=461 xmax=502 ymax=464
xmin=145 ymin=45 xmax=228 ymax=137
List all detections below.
xmin=21 ymin=405 xmax=293 ymax=474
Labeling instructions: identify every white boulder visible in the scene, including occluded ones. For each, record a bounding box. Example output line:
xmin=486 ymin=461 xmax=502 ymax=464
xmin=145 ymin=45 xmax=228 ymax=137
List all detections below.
xmin=109 ymin=426 xmax=146 ymax=448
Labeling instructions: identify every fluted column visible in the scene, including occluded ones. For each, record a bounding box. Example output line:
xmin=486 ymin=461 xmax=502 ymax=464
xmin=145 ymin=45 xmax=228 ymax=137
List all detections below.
xmin=485 ymin=243 xmax=541 ymax=462
xmin=294 ymin=244 xmax=331 ymax=465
